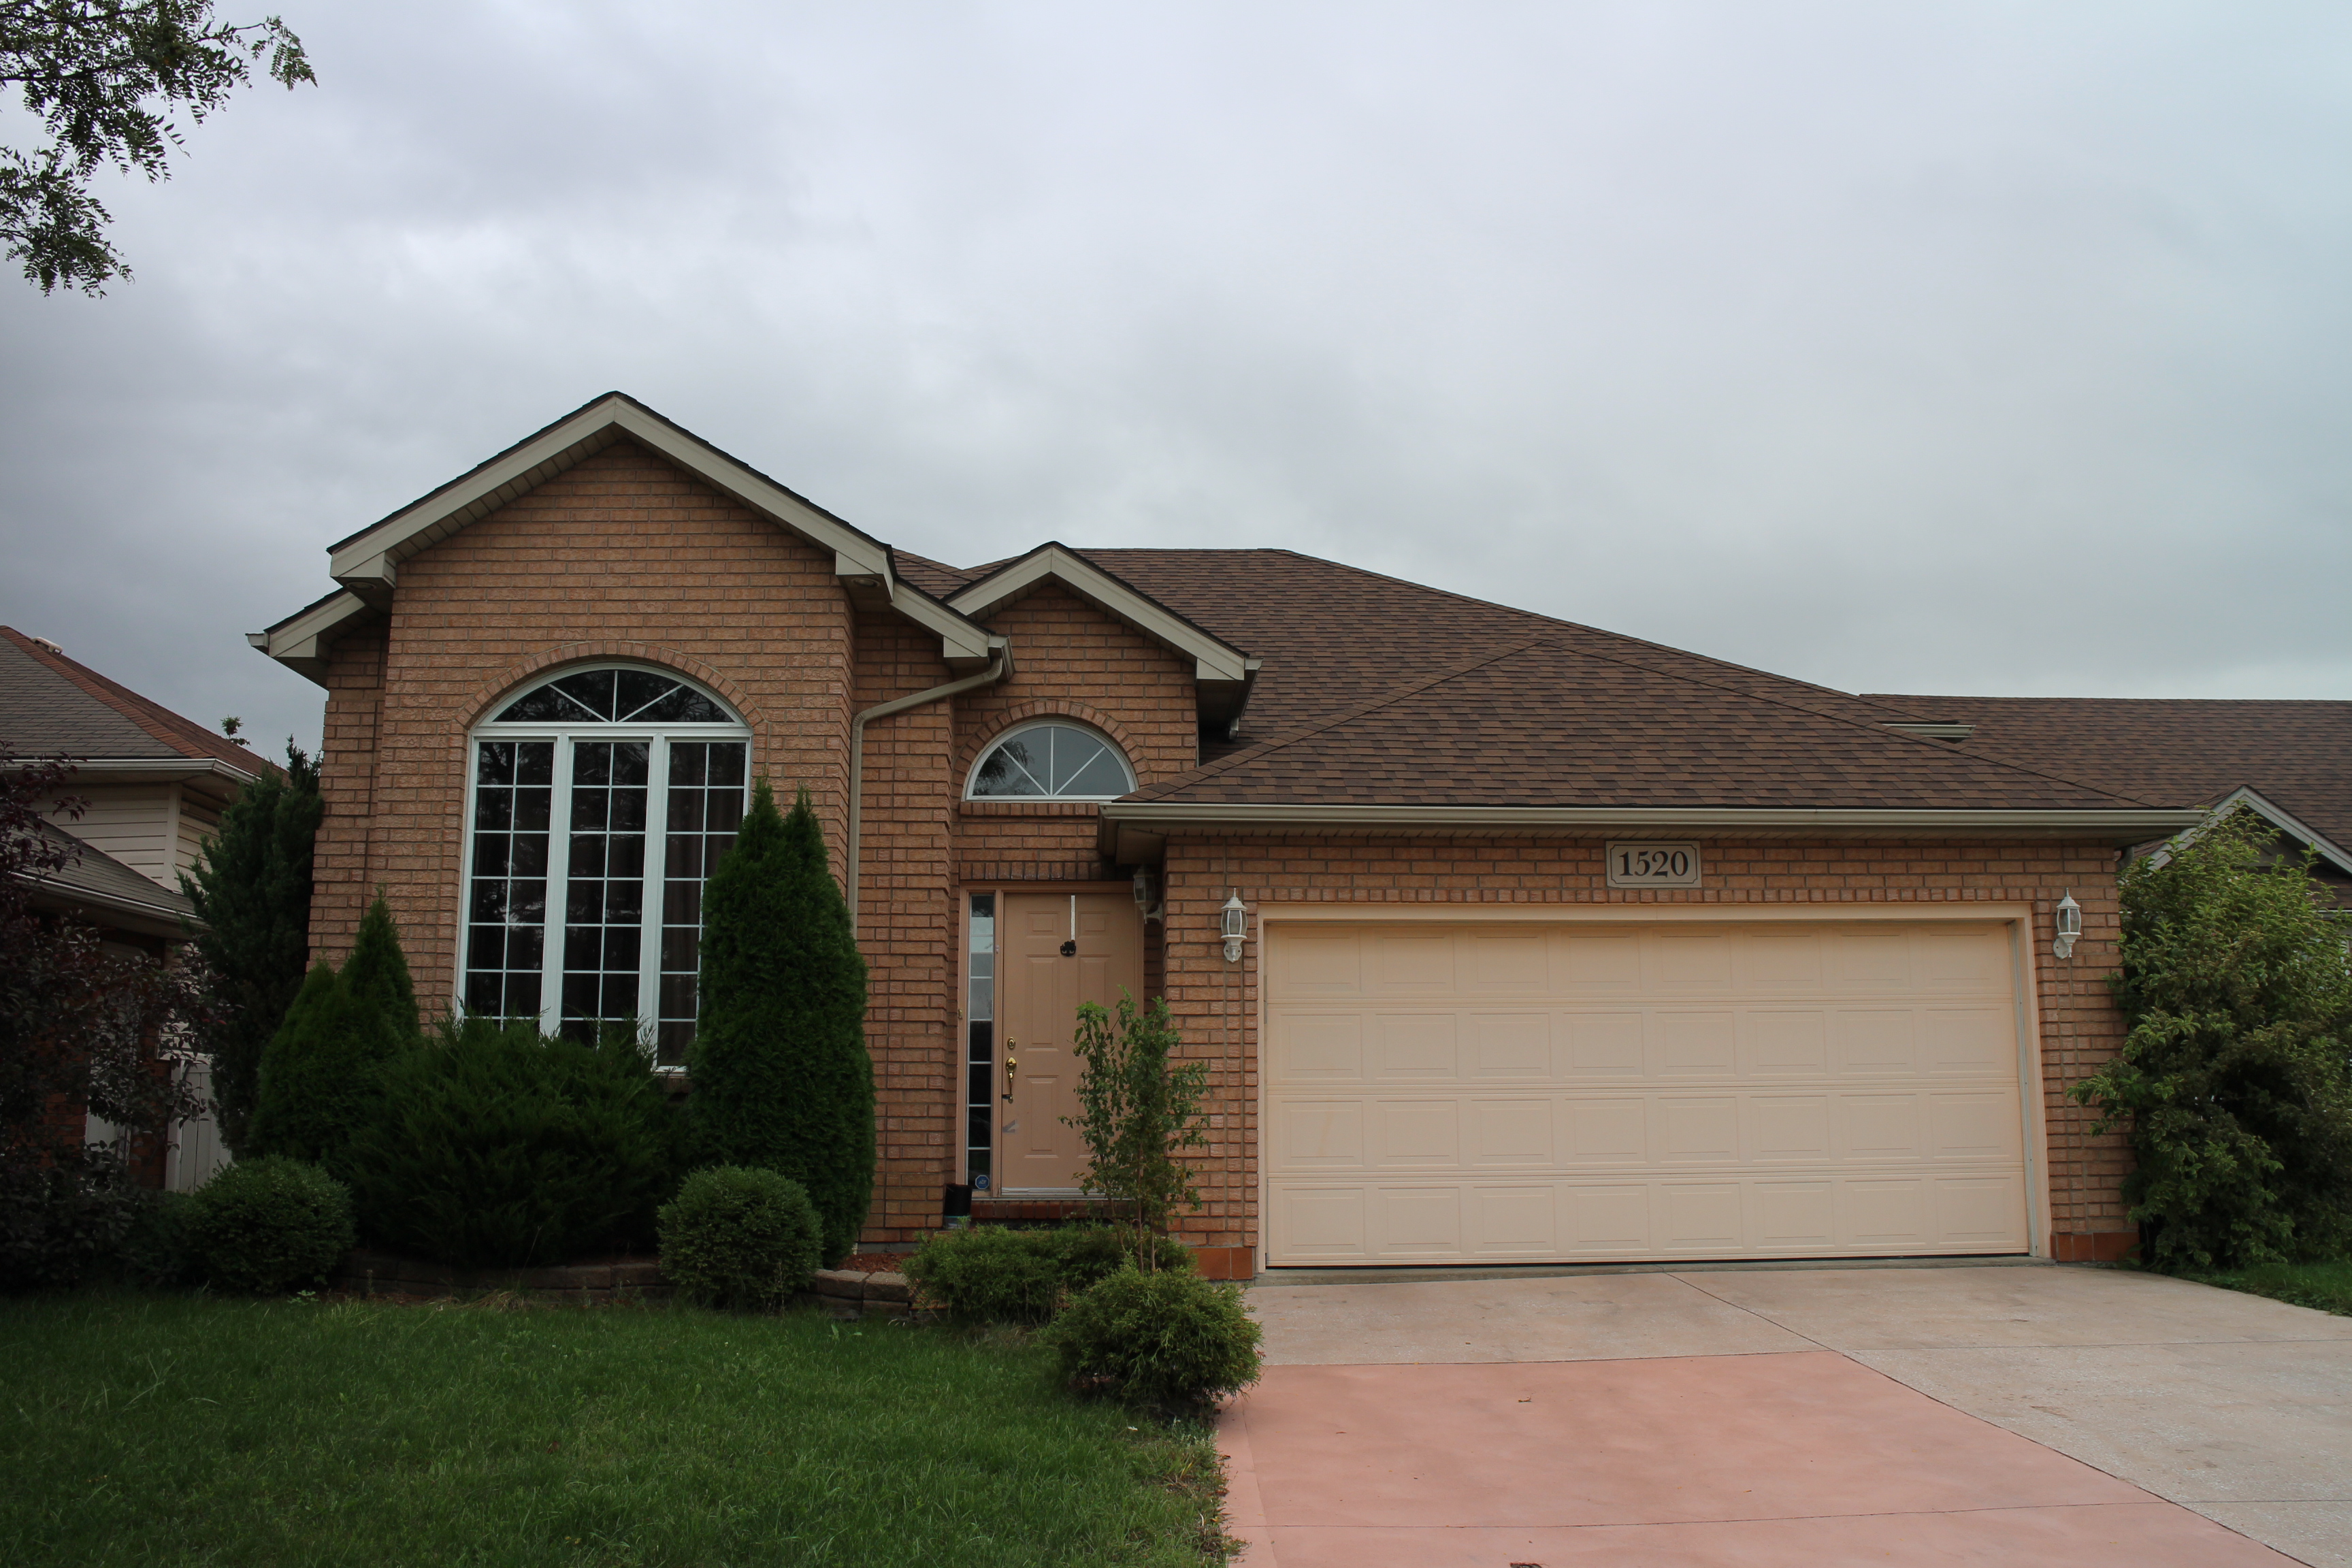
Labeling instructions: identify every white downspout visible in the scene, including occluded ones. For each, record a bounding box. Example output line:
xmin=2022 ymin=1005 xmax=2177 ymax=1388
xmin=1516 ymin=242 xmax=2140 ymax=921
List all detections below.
xmin=845 ymin=639 xmax=1011 ymax=935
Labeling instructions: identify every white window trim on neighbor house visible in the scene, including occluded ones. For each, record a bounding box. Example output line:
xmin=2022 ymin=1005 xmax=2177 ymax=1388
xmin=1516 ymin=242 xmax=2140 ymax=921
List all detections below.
xmin=460 ymin=664 xmax=750 ymax=1066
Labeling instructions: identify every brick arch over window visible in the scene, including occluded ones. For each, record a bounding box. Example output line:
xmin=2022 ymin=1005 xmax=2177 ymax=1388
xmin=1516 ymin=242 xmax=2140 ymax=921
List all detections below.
xmin=459 ymin=642 xmax=762 ymax=734
xmin=956 ymin=700 xmax=1144 ymax=787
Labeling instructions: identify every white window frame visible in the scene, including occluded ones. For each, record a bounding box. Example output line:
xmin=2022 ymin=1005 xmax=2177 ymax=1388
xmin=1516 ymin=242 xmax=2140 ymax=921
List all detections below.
xmin=963 ymin=718 xmax=1137 ymax=802
xmin=460 ymin=664 xmax=751 ymax=1066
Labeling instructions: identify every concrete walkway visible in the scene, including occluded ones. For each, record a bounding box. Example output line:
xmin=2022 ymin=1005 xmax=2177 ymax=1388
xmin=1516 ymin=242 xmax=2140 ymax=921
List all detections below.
xmin=1222 ymin=1263 xmax=2352 ymax=1567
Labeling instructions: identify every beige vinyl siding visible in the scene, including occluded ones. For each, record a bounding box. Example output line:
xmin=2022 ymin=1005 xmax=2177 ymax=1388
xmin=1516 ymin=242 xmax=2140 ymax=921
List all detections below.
xmin=42 ymin=782 xmax=216 ymax=890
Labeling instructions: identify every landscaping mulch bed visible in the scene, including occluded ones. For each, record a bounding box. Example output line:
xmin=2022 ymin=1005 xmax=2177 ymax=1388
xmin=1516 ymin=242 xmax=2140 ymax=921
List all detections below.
xmin=838 ymin=1252 xmax=912 ymax=1274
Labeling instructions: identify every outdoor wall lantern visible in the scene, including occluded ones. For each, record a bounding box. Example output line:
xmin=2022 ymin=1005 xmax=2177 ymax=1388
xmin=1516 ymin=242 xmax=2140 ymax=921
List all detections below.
xmin=1220 ymin=892 xmax=1250 ymax=964
xmin=2053 ymin=892 xmax=2082 ymax=959
xmin=1132 ymin=866 xmax=1164 ymax=924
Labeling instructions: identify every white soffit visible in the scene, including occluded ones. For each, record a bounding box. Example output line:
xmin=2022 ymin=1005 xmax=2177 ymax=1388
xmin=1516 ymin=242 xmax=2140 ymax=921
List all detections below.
xmin=947 ymin=544 xmax=1254 ymax=684
xmin=315 ymin=395 xmax=994 ymax=666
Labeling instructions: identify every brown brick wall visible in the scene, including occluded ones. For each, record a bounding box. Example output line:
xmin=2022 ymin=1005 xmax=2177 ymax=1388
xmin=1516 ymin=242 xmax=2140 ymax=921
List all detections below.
xmin=312 ymin=620 xmax=387 ymax=958
xmin=1154 ymin=834 xmax=2132 ymax=1261
xmin=309 ymin=439 xmax=856 ymax=1001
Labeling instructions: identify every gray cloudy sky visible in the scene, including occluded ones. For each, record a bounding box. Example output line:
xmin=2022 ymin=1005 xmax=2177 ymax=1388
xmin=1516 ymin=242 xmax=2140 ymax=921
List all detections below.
xmin=4 ymin=1 xmax=2349 ymax=757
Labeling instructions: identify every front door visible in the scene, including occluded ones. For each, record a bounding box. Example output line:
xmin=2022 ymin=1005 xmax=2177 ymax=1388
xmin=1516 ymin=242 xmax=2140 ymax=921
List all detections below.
xmin=996 ymin=888 xmax=1147 ymax=1194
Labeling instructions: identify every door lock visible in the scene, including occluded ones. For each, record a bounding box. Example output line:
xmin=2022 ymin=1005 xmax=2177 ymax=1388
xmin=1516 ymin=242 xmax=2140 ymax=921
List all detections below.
xmin=1003 ymin=1044 xmax=1017 ymax=1101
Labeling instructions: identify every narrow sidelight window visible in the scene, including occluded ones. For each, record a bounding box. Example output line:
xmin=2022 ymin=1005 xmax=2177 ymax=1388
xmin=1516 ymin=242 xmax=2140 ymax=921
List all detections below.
xmin=463 ymin=666 xmax=749 ymax=1066
xmin=966 ymin=893 xmax=996 ymax=1191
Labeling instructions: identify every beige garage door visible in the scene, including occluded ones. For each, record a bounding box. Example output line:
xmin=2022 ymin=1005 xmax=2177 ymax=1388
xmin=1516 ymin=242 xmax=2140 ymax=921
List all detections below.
xmin=1264 ymin=919 xmax=2031 ymax=1267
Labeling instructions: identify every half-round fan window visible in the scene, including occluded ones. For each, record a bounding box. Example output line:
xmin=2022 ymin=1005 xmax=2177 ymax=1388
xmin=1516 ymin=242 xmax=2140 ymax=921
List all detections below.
xmin=491 ymin=666 xmax=734 ymax=725
xmin=966 ymin=721 xmax=1136 ymax=801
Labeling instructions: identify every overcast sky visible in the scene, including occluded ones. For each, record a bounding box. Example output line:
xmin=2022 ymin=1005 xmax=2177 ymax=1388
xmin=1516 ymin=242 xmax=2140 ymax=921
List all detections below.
xmin=4 ymin=1 xmax=2348 ymax=757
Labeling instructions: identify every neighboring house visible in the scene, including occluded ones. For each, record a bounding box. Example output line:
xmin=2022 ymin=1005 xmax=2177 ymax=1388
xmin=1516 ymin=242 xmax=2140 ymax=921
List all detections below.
xmin=1 ymin=625 xmax=273 ymax=1191
xmin=1862 ymin=695 xmax=2352 ymax=904
xmin=250 ymin=393 xmax=2225 ymax=1277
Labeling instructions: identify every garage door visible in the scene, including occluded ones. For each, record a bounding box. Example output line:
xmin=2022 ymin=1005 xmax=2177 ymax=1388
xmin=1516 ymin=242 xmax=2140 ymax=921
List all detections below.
xmin=1264 ymin=920 xmax=2031 ymax=1267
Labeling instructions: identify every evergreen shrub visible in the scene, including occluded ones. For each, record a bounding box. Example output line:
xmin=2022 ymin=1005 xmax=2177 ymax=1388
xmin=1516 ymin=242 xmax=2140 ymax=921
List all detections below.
xmin=657 ymin=1164 xmax=823 ymax=1311
xmin=245 ymin=895 xmax=421 ymax=1179
xmin=345 ymin=1018 xmax=683 ymax=1268
xmin=1042 ymin=1268 xmax=1263 ymax=1411
xmin=689 ymin=781 xmax=874 ymax=1265
xmin=187 ymin=1156 xmax=355 ymax=1294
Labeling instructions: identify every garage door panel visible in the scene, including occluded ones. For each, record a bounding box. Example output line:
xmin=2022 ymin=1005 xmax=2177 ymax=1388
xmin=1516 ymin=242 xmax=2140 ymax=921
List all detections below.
xmin=1469 ymin=1098 xmax=1554 ymax=1165
xmin=1373 ymin=1100 xmax=1460 ymax=1166
xmin=1467 ymin=1012 xmax=1552 ymax=1077
xmin=1266 ymin=920 xmax=2031 ymax=1267
xmin=1273 ymin=1013 xmax=1366 ymax=1082
xmin=1376 ymin=1013 xmax=1458 ymax=1077
xmin=1274 ymin=1100 xmax=1365 ymax=1171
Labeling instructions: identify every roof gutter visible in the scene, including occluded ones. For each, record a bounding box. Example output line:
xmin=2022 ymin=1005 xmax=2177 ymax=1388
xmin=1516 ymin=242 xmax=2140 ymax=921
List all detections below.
xmin=844 ymin=639 xmax=1012 ymax=935
xmin=1097 ymin=801 xmax=2210 ymax=858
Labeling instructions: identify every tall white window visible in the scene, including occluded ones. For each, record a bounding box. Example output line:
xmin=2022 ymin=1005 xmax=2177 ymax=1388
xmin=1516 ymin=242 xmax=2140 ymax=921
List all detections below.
xmin=965 ymin=720 xmax=1135 ymax=800
xmin=463 ymin=666 xmax=749 ymax=1067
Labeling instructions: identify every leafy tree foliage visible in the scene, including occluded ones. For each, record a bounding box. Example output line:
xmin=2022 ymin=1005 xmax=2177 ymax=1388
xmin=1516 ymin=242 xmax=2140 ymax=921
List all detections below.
xmin=244 ymin=894 xmax=419 ymax=1178
xmin=687 ymin=781 xmax=873 ymax=1266
xmin=2072 ymin=807 xmax=2352 ymax=1271
xmin=2 ymin=0 xmax=316 ymax=294
xmin=180 ymin=739 xmax=320 ymax=1154
xmin=1 ymin=750 xmax=212 ymax=1286
xmin=1066 ymin=991 xmax=1208 ymax=1256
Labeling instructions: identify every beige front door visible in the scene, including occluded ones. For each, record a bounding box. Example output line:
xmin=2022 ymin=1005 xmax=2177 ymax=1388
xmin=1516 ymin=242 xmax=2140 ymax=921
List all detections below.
xmin=996 ymin=889 xmax=1147 ymax=1194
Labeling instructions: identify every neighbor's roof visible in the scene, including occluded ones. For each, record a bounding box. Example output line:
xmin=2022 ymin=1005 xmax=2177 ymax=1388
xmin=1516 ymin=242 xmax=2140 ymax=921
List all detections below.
xmin=18 ymin=817 xmax=199 ymax=935
xmin=1 ymin=627 xmax=273 ymax=778
xmin=1865 ymin=694 xmax=2352 ymax=853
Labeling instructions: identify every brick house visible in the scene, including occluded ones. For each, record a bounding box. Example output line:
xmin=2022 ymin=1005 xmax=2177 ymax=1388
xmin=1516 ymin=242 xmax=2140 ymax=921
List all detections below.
xmin=252 ymin=393 xmax=2235 ymax=1277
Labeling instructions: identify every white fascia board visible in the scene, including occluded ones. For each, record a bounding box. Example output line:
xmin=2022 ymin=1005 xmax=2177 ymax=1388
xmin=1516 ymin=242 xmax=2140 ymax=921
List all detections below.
xmin=18 ymin=756 xmax=267 ymax=787
xmin=1098 ymin=802 xmax=2210 ymax=836
xmin=2144 ymin=786 xmax=2352 ymax=876
xmin=247 ymin=590 xmax=376 ymax=687
xmin=948 ymin=546 xmax=1251 ymax=682
xmin=892 ymin=581 xmax=997 ymax=664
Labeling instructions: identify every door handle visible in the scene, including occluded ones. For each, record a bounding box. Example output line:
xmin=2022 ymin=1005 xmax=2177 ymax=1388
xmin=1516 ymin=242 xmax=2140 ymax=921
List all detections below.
xmin=1003 ymin=1043 xmax=1017 ymax=1101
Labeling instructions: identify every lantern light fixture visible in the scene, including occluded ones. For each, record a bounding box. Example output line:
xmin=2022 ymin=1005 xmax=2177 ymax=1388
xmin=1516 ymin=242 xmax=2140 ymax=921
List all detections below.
xmin=2054 ymin=892 xmax=2082 ymax=959
xmin=1220 ymin=892 xmax=1250 ymax=964
xmin=1132 ymin=866 xmax=1163 ymax=924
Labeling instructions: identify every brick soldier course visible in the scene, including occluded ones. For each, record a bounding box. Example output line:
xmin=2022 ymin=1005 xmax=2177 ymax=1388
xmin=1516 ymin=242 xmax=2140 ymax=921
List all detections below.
xmin=259 ymin=392 xmax=2318 ymax=1277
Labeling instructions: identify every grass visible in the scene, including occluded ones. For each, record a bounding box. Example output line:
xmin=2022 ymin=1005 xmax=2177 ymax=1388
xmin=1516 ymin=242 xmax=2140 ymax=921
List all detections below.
xmin=2187 ymin=1259 xmax=2352 ymax=1316
xmin=0 ymin=1291 xmax=1230 ymax=1567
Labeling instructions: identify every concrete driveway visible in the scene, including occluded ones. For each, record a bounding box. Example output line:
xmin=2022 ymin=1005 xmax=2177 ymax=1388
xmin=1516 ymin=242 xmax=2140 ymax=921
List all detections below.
xmin=1221 ymin=1262 xmax=2352 ymax=1567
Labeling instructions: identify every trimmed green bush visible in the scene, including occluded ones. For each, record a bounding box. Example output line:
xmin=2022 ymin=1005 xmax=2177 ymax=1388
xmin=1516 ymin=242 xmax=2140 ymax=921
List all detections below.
xmin=1042 ymin=1267 xmax=1263 ymax=1411
xmin=657 ymin=1165 xmax=823 ymax=1311
xmin=187 ymin=1157 xmax=355 ymax=1294
xmin=904 ymin=1226 xmax=1066 ymax=1324
xmin=245 ymin=896 xmax=422 ymax=1180
xmin=689 ymin=781 xmax=874 ymax=1266
xmin=118 ymin=1189 xmax=201 ymax=1288
xmin=344 ymin=1017 xmax=684 ymax=1268
xmin=904 ymin=1224 xmax=1195 ymax=1323
xmin=0 ymin=1154 xmax=144 ymax=1292
xmin=341 ymin=889 xmax=419 ymax=1043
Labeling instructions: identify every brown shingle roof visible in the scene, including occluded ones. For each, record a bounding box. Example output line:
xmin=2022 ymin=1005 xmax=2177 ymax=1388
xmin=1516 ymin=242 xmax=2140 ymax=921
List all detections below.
xmin=1130 ymin=640 xmax=2152 ymax=810
xmin=1 ymin=627 xmax=274 ymax=777
xmin=1866 ymin=694 xmax=2352 ymax=850
xmin=20 ymin=817 xmax=197 ymax=926
xmin=889 ymin=549 xmax=975 ymax=598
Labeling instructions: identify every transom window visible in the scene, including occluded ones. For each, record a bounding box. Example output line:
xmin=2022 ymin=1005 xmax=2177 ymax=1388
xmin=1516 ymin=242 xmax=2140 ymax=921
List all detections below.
xmin=965 ymin=721 xmax=1135 ymax=801
xmin=463 ymin=665 xmax=749 ymax=1067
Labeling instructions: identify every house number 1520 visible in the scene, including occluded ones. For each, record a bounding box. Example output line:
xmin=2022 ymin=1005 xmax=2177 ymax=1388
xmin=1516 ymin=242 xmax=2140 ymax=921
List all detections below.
xmin=1606 ymin=842 xmax=1701 ymax=887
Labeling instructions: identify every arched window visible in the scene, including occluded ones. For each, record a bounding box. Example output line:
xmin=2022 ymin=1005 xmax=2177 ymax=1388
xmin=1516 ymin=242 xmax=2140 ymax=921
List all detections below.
xmin=965 ymin=720 xmax=1135 ymax=801
xmin=464 ymin=665 xmax=749 ymax=1067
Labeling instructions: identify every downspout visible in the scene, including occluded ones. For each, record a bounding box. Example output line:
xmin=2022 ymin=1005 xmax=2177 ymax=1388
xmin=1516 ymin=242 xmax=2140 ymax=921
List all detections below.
xmin=845 ymin=638 xmax=1011 ymax=936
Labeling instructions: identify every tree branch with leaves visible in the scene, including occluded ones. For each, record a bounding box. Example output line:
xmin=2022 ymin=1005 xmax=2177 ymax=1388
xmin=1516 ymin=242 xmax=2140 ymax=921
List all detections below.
xmin=1 ymin=0 xmax=314 ymax=294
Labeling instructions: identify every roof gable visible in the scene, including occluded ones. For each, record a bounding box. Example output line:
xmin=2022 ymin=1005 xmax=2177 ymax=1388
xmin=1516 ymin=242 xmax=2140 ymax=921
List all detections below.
xmin=2 ymin=627 xmax=271 ymax=781
xmin=302 ymin=393 xmax=994 ymax=669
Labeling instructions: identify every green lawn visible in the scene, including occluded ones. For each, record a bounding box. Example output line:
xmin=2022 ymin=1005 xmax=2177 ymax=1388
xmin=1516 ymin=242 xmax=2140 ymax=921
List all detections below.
xmin=2189 ymin=1260 xmax=2352 ymax=1317
xmin=0 ymin=1292 xmax=1228 ymax=1567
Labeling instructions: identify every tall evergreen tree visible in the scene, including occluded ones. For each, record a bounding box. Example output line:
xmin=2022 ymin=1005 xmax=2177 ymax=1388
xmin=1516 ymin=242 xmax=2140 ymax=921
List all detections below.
xmin=245 ymin=896 xmax=421 ymax=1180
xmin=688 ymin=781 xmax=874 ymax=1264
xmin=181 ymin=741 xmax=323 ymax=1154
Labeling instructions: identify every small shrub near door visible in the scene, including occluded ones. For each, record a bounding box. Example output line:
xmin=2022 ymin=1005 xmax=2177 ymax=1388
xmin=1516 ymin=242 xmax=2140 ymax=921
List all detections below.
xmin=186 ymin=1157 xmax=355 ymax=1294
xmin=903 ymin=1225 xmax=1197 ymax=1323
xmin=658 ymin=1165 xmax=823 ymax=1311
xmin=1042 ymin=1268 xmax=1263 ymax=1413
xmin=1044 ymin=1225 xmax=1195 ymax=1292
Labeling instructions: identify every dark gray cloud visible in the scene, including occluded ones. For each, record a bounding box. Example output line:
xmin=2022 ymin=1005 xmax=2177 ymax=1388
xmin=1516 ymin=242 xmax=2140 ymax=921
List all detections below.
xmin=4 ymin=1 xmax=2349 ymax=754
